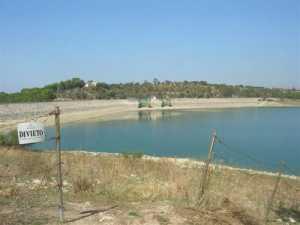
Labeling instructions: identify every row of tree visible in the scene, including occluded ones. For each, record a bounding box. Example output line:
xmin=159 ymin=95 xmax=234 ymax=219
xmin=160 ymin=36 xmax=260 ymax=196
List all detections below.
xmin=0 ymin=78 xmax=85 ymax=103
xmin=0 ymin=78 xmax=299 ymax=103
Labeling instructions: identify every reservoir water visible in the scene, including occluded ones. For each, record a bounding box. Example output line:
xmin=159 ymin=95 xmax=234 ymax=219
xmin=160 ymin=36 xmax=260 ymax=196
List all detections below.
xmin=31 ymin=107 xmax=300 ymax=175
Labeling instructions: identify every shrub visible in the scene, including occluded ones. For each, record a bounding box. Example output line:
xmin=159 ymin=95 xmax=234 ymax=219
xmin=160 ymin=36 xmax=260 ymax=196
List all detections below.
xmin=121 ymin=151 xmax=144 ymax=159
xmin=138 ymin=98 xmax=153 ymax=108
xmin=138 ymin=102 xmax=144 ymax=108
xmin=73 ymin=176 xmax=94 ymax=193
xmin=0 ymin=130 xmax=18 ymax=146
xmin=161 ymin=98 xmax=172 ymax=107
xmin=0 ymin=134 xmax=5 ymax=145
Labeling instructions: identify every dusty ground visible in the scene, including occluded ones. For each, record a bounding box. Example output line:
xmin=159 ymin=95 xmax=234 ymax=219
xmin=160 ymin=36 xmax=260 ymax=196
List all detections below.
xmin=0 ymin=147 xmax=299 ymax=225
xmin=1 ymin=98 xmax=300 ymax=132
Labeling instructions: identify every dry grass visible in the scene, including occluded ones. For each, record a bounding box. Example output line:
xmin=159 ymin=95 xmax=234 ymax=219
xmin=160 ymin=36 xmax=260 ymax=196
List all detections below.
xmin=73 ymin=176 xmax=95 ymax=193
xmin=0 ymin=147 xmax=299 ymax=225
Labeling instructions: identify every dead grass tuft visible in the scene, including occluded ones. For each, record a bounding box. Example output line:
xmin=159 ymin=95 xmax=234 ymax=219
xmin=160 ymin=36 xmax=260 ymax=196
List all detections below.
xmin=72 ymin=176 xmax=95 ymax=193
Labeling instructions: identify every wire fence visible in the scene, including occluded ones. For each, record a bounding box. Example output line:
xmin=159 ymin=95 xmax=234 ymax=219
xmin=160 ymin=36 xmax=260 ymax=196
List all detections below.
xmin=196 ymin=131 xmax=300 ymax=224
xmin=212 ymin=134 xmax=299 ymax=178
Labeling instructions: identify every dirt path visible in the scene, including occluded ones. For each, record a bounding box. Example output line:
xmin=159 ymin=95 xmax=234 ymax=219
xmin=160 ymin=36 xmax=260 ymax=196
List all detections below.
xmin=49 ymin=202 xmax=186 ymax=225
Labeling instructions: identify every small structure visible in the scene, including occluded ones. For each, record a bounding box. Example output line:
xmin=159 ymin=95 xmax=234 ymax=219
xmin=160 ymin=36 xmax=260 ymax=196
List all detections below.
xmin=150 ymin=96 xmax=157 ymax=104
xmin=84 ymin=80 xmax=97 ymax=88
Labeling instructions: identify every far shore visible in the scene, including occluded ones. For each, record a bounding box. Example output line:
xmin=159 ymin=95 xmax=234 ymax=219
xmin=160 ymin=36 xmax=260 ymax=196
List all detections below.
xmin=1 ymin=98 xmax=300 ymax=132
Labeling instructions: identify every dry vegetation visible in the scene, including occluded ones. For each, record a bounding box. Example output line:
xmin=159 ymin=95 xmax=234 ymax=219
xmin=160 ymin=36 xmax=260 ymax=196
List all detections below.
xmin=0 ymin=147 xmax=299 ymax=225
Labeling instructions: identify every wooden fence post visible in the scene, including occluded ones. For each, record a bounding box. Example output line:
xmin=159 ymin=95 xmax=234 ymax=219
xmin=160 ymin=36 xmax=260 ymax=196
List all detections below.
xmin=264 ymin=161 xmax=284 ymax=225
xmin=54 ymin=106 xmax=64 ymax=222
xmin=197 ymin=129 xmax=217 ymax=205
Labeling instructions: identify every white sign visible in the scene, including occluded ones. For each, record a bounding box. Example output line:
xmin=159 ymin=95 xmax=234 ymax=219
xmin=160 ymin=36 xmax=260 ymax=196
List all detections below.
xmin=17 ymin=122 xmax=46 ymax=145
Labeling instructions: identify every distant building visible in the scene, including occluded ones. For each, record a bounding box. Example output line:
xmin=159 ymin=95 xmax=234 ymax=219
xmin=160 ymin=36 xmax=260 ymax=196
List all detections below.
xmin=84 ymin=80 xmax=97 ymax=88
xmin=149 ymin=96 xmax=160 ymax=106
xmin=150 ymin=96 xmax=157 ymax=103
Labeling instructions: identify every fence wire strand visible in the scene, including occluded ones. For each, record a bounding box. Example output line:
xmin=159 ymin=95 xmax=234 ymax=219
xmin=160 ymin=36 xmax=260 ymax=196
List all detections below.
xmin=215 ymin=135 xmax=299 ymax=177
xmin=7 ymin=111 xmax=53 ymax=127
xmin=215 ymin=136 xmax=272 ymax=169
xmin=283 ymin=164 xmax=299 ymax=177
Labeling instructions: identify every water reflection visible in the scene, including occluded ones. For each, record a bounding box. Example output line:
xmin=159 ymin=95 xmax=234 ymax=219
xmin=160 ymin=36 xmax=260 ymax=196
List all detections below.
xmin=138 ymin=110 xmax=179 ymax=121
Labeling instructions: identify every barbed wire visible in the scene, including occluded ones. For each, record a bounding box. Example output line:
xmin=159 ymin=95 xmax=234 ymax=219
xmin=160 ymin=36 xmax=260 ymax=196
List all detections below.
xmin=215 ymin=135 xmax=299 ymax=177
xmin=40 ymin=113 xmax=52 ymax=124
xmin=5 ymin=111 xmax=53 ymax=127
xmin=31 ymin=112 xmax=53 ymax=122
xmin=215 ymin=136 xmax=274 ymax=169
xmin=282 ymin=164 xmax=299 ymax=177
xmin=214 ymin=146 xmax=267 ymax=172
xmin=214 ymin=149 xmax=233 ymax=163
xmin=213 ymin=151 xmax=231 ymax=165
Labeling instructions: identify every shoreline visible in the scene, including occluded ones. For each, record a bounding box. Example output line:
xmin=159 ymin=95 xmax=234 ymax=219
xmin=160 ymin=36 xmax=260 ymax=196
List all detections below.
xmin=42 ymin=149 xmax=299 ymax=180
xmin=1 ymin=98 xmax=300 ymax=131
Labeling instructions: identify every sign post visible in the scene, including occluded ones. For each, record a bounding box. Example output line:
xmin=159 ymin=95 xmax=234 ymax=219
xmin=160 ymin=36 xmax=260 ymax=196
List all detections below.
xmin=17 ymin=107 xmax=64 ymax=222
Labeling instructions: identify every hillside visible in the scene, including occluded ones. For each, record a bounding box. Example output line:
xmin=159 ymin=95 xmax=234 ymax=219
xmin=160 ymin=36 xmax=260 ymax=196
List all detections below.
xmin=1 ymin=78 xmax=300 ymax=103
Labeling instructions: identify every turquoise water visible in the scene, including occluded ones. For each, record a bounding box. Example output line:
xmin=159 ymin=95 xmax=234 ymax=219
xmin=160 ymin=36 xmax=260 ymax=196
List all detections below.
xmin=31 ymin=108 xmax=300 ymax=175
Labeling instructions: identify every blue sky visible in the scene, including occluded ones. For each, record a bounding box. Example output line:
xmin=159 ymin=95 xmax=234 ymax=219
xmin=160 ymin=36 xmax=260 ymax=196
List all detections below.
xmin=0 ymin=0 xmax=299 ymax=92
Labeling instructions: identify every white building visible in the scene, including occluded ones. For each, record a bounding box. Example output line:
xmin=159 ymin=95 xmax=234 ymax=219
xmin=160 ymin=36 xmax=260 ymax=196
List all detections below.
xmin=150 ymin=96 xmax=157 ymax=104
